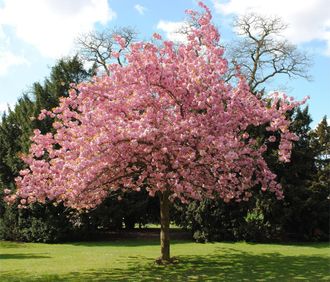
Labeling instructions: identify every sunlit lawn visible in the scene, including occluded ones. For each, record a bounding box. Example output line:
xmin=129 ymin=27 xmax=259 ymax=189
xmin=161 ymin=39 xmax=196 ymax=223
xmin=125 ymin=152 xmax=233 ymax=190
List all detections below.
xmin=0 ymin=239 xmax=329 ymax=281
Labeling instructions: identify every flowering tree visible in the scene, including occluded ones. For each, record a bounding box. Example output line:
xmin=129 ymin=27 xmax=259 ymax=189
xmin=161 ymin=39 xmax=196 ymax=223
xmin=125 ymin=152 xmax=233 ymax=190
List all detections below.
xmin=6 ymin=3 xmax=305 ymax=262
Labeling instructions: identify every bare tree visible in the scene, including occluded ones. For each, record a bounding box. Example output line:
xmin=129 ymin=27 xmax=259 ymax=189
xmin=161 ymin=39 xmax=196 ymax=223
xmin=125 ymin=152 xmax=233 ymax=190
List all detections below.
xmin=226 ymin=14 xmax=312 ymax=93
xmin=76 ymin=27 xmax=137 ymax=75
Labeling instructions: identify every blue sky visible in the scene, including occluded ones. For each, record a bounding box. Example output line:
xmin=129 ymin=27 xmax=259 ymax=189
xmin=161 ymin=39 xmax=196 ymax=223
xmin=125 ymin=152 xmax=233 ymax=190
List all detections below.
xmin=0 ymin=0 xmax=329 ymax=127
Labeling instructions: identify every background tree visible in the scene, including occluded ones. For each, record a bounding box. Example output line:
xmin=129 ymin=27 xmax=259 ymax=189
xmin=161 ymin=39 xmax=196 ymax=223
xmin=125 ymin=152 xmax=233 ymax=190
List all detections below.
xmin=254 ymin=107 xmax=322 ymax=241
xmin=307 ymin=117 xmax=330 ymax=239
xmin=9 ymin=3 xmax=304 ymax=262
xmin=226 ymin=14 xmax=311 ymax=93
xmin=311 ymin=116 xmax=330 ymax=168
xmin=76 ymin=27 xmax=137 ymax=75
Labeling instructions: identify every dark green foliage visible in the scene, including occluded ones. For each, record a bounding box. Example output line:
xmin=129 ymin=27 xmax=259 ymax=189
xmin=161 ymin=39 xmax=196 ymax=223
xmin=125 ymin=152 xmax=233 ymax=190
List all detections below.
xmin=0 ymin=202 xmax=74 ymax=243
xmin=266 ymin=110 xmax=329 ymax=241
xmin=305 ymin=116 xmax=330 ymax=240
xmin=79 ymin=189 xmax=159 ymax=232
xmin=174 ymin=195 xmax=280 ymax=243
xmin=0 ymin=96 xmax=34 ymax=180
xmin=173 ymin=199 xmax=246 ymax=242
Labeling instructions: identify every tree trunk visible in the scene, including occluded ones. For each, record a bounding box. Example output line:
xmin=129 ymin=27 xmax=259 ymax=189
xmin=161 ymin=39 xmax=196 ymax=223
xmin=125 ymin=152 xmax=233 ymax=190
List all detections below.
xmin=159 ymin=190 xmax=170 ymax=261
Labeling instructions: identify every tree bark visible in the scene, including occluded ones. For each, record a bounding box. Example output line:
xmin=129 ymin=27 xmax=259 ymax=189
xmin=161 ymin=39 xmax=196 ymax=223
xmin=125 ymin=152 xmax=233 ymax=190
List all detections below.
xmin=159 ymin=190 xmax=170 ymax=261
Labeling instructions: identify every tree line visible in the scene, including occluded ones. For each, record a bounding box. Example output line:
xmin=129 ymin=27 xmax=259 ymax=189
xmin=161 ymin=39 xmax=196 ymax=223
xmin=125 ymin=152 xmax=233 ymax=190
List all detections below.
xmin=0 ymin=13 xmax=329 ymax=243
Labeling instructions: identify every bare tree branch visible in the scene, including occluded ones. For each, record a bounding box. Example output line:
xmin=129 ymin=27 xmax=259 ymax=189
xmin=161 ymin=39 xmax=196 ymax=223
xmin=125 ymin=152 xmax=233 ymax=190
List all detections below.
xmin=226 ymin=13 xmax=312 ymax=93
xmin=75 ymin=27 xmax=138 ymax=76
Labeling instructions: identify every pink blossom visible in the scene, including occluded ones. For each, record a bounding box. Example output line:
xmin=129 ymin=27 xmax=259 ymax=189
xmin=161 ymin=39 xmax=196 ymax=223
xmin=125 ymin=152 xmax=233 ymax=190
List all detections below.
xmin=153 ymin=33 xmax=162 ymax=40
xmin=242 ymin=133 xmax=249 ymax=139
xmin=4 ymin=189 xmax=11 ymax=194
xmin=268 ymin=136 xmax=276 ymax=142
xmin=112 ymin=52 xmax=120 ymax=59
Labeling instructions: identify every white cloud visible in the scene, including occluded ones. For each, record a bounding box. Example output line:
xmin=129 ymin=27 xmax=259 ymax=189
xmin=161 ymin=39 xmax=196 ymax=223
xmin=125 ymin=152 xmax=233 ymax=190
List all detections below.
xmin=134 ymin=4 xmax=147 ymax=15
xmin=0 ymin=27 xmax=28 ymax=75
xmin=212 ymin=0 xmax=330 ymax=55
xmin=0 ymin=0 xmax=116 ymax=58
xmin=157 ymin=20 xmax=189 ymax=43
xmin=0 ymin=50 xmax=28 ymax=76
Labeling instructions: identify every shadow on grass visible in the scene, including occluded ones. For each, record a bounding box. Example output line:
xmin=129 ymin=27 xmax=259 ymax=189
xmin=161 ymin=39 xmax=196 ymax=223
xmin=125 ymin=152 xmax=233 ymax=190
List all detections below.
xmin=0 ymin=241 xmax=28 ymax=249
xmin=1 ymin=247 xmax=329 ymax=281
xmin=0 ymin=253 xmax=51 ymax=260
xmin=69 ymin=239 xmax=192 ymax=247
xmin=245 ymin=241 xmax=330 ymax=249
xmin=64 ymin=229 xmax=191 ymax=243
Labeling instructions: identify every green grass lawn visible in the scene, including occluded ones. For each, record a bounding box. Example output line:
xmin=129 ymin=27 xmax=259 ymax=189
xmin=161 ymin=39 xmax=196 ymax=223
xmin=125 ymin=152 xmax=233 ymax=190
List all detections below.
xmin=0 ymin=239 xmax=329 ymax=281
